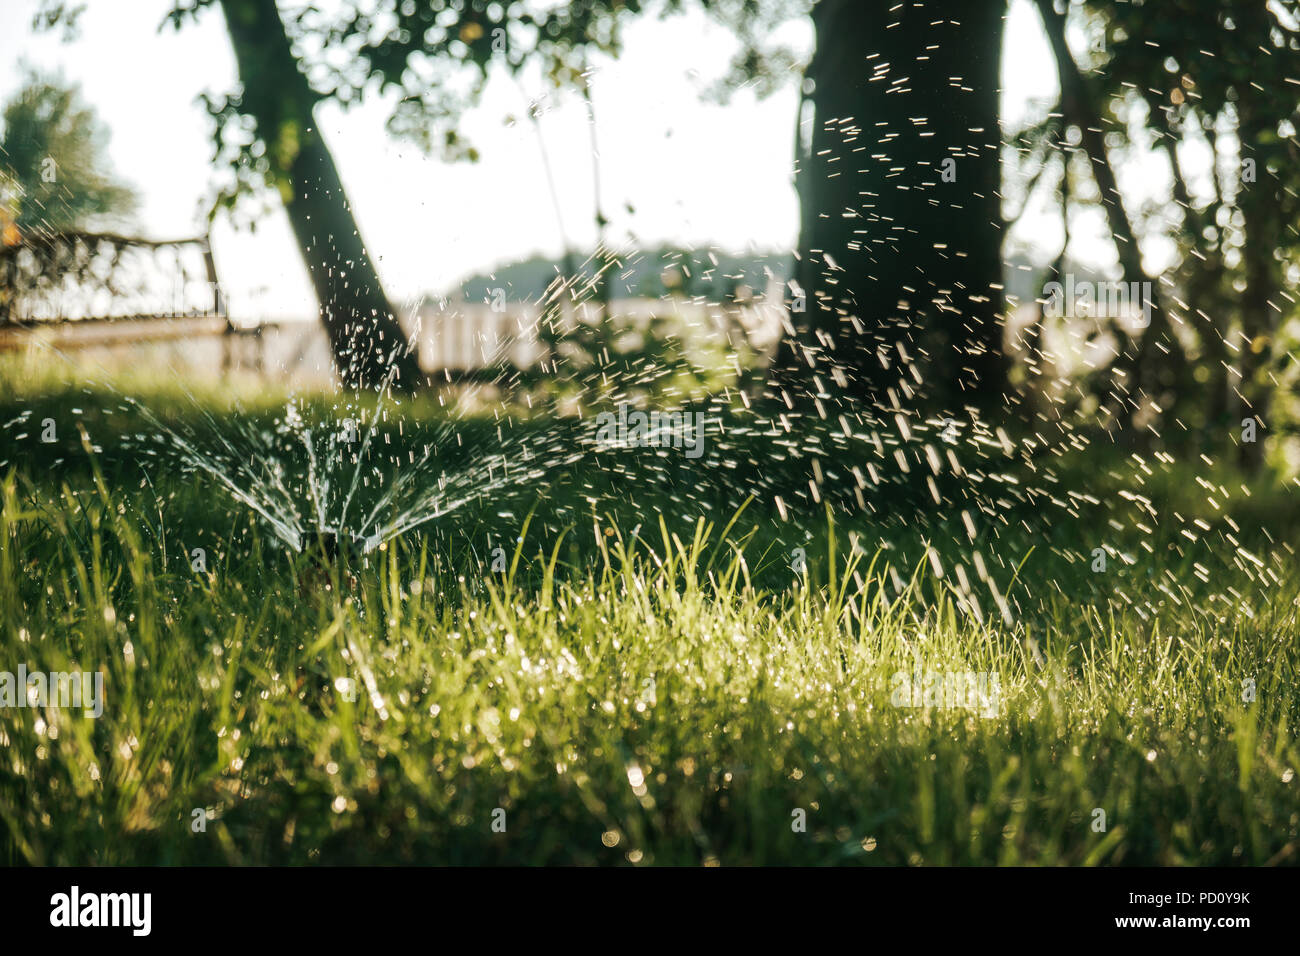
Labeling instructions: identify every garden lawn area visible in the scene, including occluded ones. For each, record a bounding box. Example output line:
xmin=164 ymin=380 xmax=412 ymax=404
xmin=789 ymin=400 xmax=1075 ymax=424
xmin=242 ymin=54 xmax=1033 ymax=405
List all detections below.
xmin=1 ymin=370 xmax=1297 ymax=865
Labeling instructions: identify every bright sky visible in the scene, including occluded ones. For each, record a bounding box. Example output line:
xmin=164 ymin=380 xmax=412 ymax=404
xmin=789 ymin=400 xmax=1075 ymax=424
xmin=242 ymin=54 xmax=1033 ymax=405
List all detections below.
xmin=1 ymin=0 xmax=1088 ymax=320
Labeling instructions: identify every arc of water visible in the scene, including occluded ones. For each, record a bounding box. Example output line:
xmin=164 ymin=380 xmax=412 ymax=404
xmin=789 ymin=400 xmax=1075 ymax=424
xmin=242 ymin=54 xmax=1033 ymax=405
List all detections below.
xmin=336 ymin=365 xmax=400 ymax=539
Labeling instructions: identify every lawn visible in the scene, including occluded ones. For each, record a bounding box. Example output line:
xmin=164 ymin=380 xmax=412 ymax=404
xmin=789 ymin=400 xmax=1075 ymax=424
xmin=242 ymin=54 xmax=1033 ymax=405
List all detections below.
xmin=1 ymin=364 xmax=1297 ymax=865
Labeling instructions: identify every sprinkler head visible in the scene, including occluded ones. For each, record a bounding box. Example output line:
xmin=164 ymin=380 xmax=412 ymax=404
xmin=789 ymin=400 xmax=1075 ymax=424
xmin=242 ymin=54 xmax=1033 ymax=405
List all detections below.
xmin=315 ymin=531 xmax=365 ymax=564
xmin=318 ymin=531 xmax=343 ymax=563
xmin=300 ymin=531 xmax=361 ymax=597
xmin=315 ymin=531 xmax=380 ymax=563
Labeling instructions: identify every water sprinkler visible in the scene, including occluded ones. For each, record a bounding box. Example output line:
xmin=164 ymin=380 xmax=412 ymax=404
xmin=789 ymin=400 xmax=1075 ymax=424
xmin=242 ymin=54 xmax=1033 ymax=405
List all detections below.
xmin=317 ymin=531 xmax=382 ymax=561
xmin=300 ymin=531 xmax=364 ymax=596
xmin=317 ymin=531 xmax=349 ymax=563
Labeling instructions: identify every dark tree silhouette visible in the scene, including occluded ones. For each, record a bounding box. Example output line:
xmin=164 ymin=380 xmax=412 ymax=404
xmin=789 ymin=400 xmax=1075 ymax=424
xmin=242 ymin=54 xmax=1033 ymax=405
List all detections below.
xmin=792 ymin=0 xmax=1006 ymax=415
xmin=700 ymin=0 xmax=1009 ymax=415
xmin=214 ymin=0 xmax=420 ymax=391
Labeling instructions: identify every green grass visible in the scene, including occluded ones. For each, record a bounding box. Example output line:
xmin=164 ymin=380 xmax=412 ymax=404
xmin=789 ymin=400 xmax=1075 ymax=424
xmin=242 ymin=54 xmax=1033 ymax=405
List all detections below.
xmin=0 ymin=369 xmax=1298 ymax=865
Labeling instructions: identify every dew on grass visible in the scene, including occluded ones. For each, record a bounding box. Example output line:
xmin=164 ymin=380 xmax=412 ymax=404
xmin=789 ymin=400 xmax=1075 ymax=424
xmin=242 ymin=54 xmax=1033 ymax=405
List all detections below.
xmin=0 ymin=0 xmax=1298 ymax=868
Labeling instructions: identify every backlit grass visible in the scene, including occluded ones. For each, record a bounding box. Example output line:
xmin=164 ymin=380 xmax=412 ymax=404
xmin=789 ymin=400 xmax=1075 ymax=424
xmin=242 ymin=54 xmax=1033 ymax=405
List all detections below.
xmin=0 ymin=371 xmax=1297 ymax=864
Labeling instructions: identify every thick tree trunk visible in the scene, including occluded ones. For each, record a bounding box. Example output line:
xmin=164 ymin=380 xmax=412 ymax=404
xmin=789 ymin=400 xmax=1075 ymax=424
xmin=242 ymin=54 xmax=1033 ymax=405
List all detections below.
xmin=771 ymin=0 xmax=1007 ymax=417
xmin=217 ymin=0 xmax=422 ymax=391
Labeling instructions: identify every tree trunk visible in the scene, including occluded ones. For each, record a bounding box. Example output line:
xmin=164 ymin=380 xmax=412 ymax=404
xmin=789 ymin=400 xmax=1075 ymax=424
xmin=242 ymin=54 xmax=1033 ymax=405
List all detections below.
xmin=771 ymin=0 xmax=1007 ymax=417
xmin=217 ymin=0 xmax=421 ymax=391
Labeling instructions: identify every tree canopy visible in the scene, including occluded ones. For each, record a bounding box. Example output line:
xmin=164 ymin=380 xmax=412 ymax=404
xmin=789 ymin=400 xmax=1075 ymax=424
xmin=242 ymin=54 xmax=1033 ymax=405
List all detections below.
xmin=0 ymin=70 xmax=137 ymax=242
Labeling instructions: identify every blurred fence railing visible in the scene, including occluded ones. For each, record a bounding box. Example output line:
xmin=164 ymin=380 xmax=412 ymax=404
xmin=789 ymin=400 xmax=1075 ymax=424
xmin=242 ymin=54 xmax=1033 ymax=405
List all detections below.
xmin=0 ymin=234 xmax=788 ymax=381
xmin=0 ymin=230 xmax=273 ymax=366
xmin=0 ymin=231 xmax=223 ymax=324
